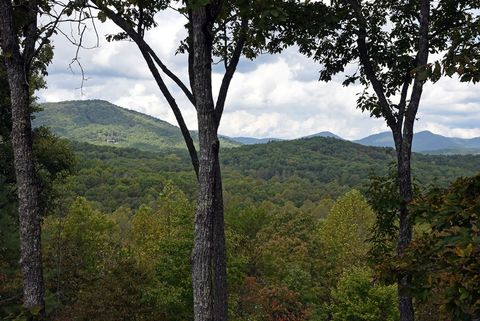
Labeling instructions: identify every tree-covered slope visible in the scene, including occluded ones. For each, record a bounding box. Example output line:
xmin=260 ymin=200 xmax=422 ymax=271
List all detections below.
xmin=222 ymin=137 xmax=480 ymax=187
xmin=31 ymin=100 xmax=480 ymax=211
xmin=34 ymin=100 xmax=240 ymax=151
xmin=66 ymin=137 xmax=480 ymax=212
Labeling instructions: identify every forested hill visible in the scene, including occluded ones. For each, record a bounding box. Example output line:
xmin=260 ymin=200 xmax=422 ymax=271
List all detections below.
xmin=221 ymin=137 xmax=480 ymax=187
xmin=68 ymin=137 xmax=480 ymax=212
xmin=34 ymin=100 xmax=240 ymax=151
xmin=35 ymin=99 xmax=480 ymax=155
xmin=32 ymin=100 xmax=480 ymax=210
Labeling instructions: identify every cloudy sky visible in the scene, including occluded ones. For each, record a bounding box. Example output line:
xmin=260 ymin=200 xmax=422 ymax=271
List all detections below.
xmin=38 ymin=10 xmax=480 ymax=140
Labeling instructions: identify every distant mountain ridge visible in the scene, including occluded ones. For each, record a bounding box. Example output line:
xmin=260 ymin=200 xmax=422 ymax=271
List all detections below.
xmin=34 ymin=100 xmax=240 ymax=151
xmin=354 ymin=131 xmax=480 ymax=154
xmin=230 ymin=130 xmax=480 ymax=154
xmin=35 ymin=100 xmax=480 ymax=155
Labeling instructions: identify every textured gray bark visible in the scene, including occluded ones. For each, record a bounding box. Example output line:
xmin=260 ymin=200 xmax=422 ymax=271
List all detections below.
xmin=392 ymin=131 xmax=415 ymax=321
xmin=0 ymin=1 xmax=46 ymax=319
xmin=191 ymin=6 xmax=228 ymax=321
xmin=212 ymin=162 xmax=228 ymax=321
xmin=395 ymin=2 xmax=430 ymax=321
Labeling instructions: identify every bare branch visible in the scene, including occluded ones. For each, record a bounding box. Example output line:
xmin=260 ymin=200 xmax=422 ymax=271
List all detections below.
xmin=349 ymin=0 xmax=397 ymax=128
xmin=146 ymin=44 xmax=195 ymax=106
xmin=68 ymin=24 xmax=88 ymax=95
xmin=214 ymin=15 xmax=248 ymax=126
xmin=140 ymin=48 xmax=199 ymax=178
xmin=88 ymin=1 xmax=195 ymax=105
xmin=91 ymin=1 xmax=199 ymax=177
xmin=88 ymin=6 xmax=100 ymax=47
xmin=404 ymin=0 xmax=430 ymax=131
xmin=33 ymin=5 xmax=70 ymax=60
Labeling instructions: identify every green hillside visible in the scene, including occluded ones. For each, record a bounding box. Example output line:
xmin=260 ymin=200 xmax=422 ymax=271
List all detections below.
xmin=34 ymin=100 xmax=240 ymax=151
xmin=5 ymin=102 xmax=480 ymax=321
xmin=31 ymin=100 xmax=480 ymax=211
xmin=222 ymin=137 xmax=480 ymax=187
xmin=66 ymin=138 xmax=480 ymax=212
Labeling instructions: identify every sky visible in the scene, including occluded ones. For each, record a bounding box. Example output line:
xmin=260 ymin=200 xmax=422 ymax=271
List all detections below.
xmin=38 ymin=10 xmax=480 ymax=140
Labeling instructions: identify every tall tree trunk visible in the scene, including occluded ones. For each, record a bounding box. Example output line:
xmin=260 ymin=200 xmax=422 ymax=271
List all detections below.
xmin=391 ymin=2 xmax=430 ymax=320
xmin=393 ymin=130 xmax=415 ymax=321
xmin=93 ymin=2 xmax=229 ymax=319
xmin=191 ymin=5 xmax=228 ymax=321
xmin=213 ymin=162 xmax=228 ymax=321
xmin=0 ymin=2 xmax=45 ymax=319
xmin=9 ymin=61 xmax=45 ymax=321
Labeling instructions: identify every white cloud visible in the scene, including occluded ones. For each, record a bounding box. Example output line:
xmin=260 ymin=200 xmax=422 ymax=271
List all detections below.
xmin=38 ymin=11 xmax=480 ymax=140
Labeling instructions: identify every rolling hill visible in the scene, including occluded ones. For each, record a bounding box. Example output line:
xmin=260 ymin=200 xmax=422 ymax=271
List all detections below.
xmin=302 ymin=131 xmax=344 ymax=140
xmin=30 ymin=99 xmax=480 ymax=210
xmin=35 ymin=100 xmax=480 ymax=155
xmin=236 ymin=131 xmax=480 ymax=154
xmin=69 ymin=136 xmax=480 ymax=211
xmin=229 ymin=132 xmax=344 ymax=145
xmin=34 ymin=100 xmax=240 ymax=151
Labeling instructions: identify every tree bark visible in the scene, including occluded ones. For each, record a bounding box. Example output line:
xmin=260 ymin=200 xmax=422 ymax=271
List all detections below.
xmin=395 ymin=2 xmax=430 ymax=321
xmin=213 ymin=162 xmax=228 ymax=321
xmin=392 ymin=129 xmax=415 ymax=321
xmin=191 ymin=5 xmax=228 ymax=321
xmin=0 ymin=1 xmax=46 ymax=319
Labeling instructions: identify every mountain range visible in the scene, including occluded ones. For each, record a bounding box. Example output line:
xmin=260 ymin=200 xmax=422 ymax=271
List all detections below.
xmin=34 ymin=100 xmax=480 ymax=155
xmin=353 ymin=131 xmax=480 ymax=154
xmin=232 ymin=131 xmax=480 ymax=154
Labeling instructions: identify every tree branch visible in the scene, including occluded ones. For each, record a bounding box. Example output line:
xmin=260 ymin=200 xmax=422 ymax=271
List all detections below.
xmin=33 ymin=5 xmax=70 ymax=63
xmin=396 ymin=73 xmax=411 ymax=126
xmin=22 ymin=0 xmax=39 ymax=73
xmin=146 ymin=44 xmax=195 ymax=106
xmin=88 ymin=2 xmax=195 ymax=106
xmin=400 ymin=0 xmax=430 ymax=203
xmin=214 ymin=15 xmax=248 ymax=127
xmin=187 ymin=10 xmax=195 ymax=97
xmin=92 ymin=1 xmax=199 ymax=178
xmin=405 ymin=0 xmax=430 ymax=126
xmin=349 ymin=0 xmax=397 ymax=128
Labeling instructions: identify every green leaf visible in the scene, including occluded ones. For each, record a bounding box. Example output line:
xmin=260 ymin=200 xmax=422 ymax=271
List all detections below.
xmin=98 ymin=11 xmax=107 ymax=23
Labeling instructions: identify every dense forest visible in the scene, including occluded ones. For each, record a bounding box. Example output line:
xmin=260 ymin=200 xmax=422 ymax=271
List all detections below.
xmin=65 ymin=138 xmax=480 ymax=212
xmin=1 ymin=0 xmax=479 ymax=321
xmin=2 ymin=125 xmax=479 ymax=320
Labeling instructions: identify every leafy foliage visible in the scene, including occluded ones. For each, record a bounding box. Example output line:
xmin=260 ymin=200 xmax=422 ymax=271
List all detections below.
xmin=329 ymin=267 xmax=399 ymax=321
xmin=440 ymin=2 xmax=480 ymax=83
xmin=42 ymin=183 xmax=194 ymax=321
xmin=318 ymin=190 xmax=375 ymax=275
xmin=34 ymin=100 xmax=240 ymax=151
xmin=289 ymin=0 xmax=479 ymax=117
xmin=58 ymin=137 xmax=480 ymax=213
xmin=406 ymin=175 xmax=480 ymax=320
xmin=0 ymin=129 xmax=75 ymax=318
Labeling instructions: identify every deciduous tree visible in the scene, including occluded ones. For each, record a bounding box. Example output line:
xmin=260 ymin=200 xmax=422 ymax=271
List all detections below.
xmin=82 ymin=1 xmax=292 ymax=320
xmin=0 ymin=2 xmax=74 ymax=317
xmin=290 ymin=1 xmax=480 ymax=319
